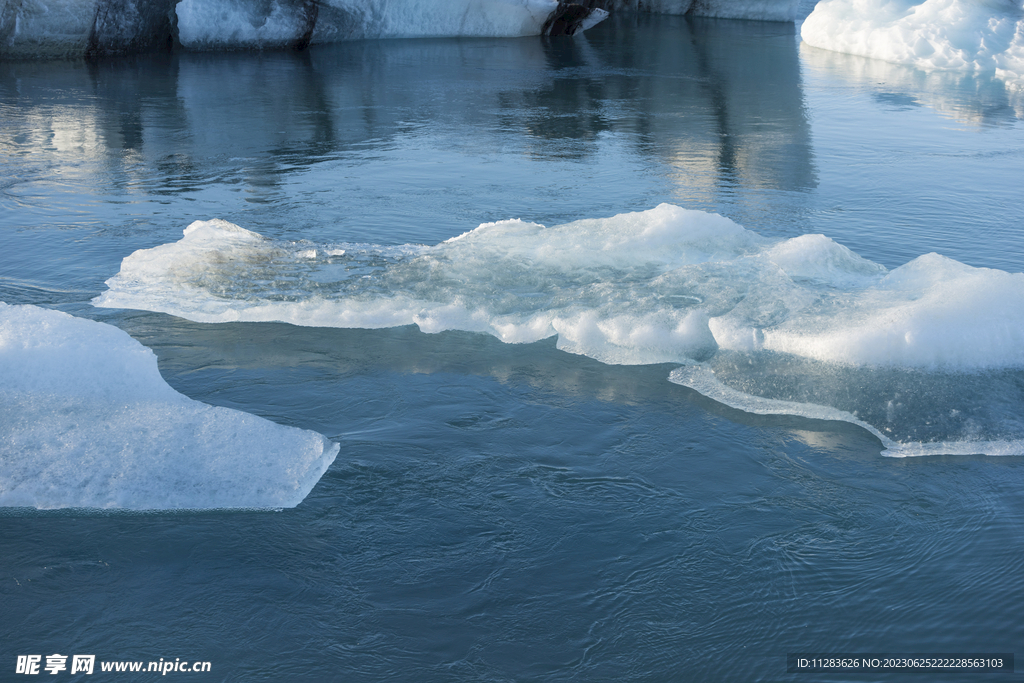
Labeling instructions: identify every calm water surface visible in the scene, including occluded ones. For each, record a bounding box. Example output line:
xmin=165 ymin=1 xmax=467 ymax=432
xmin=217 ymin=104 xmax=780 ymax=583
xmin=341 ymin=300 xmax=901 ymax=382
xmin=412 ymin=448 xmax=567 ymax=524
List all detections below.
xmin=2 ymin=14 xmax=1023 ymax=682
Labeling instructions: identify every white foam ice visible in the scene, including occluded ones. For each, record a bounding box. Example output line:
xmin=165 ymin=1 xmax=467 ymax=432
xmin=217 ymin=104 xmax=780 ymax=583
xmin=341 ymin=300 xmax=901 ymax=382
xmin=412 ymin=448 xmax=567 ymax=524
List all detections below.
xmin=94 ymin=205 xmax=1024 ymax=454
xmin=801 ymin=0 xmax=1024 ymax=85
xmin=0 ymin=303 xmax=339 ymax=510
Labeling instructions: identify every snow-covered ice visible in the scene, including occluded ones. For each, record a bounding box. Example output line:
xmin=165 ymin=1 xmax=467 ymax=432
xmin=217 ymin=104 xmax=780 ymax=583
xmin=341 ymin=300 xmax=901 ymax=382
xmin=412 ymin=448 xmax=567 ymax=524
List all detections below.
xmin=802 ymin=0 xmax=1024 ymax=84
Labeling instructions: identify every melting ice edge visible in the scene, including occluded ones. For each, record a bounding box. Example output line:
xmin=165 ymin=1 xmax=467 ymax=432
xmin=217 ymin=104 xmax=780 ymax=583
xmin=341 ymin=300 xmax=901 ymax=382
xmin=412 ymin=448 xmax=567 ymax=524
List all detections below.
xmin=92 ymin=204 xmax=1024 ymax=458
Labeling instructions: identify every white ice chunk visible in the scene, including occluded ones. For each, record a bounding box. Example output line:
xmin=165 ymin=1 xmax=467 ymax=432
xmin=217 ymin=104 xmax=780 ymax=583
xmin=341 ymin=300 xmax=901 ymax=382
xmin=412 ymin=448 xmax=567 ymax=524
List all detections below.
xmin=96 ymin=207 xmax=757 ymax=366
xmin=758 ymin=252 xmax=1024 ymax=368
xmin=95 ymin=206 xmax=1024 ymax=371
xmin=801 ymin=0 xmax=1024 ymax=84
xmin=762 ymin=233 xmax=887 ymax=288
xmin=0 ymin=303 xmax=339 ymax=510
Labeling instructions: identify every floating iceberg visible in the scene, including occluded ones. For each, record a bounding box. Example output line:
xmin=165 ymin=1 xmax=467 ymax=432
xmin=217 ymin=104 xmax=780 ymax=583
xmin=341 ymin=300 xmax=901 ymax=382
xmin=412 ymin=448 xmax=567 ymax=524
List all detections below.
xmin=0 ymin=303 xmax=339 ymax=509
xmin=801 ymin=0 xmax=1024 ymax=84
xmin=94 ymin=206 xmax=1024 ymax=455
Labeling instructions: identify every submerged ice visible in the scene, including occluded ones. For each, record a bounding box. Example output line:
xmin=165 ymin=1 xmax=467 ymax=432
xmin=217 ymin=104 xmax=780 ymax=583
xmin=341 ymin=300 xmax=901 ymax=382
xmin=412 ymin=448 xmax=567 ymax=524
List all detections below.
xmin=801 ymin=0 xmax=1024 ymax=84
xmin=0 ymin=304 xmax=339 ymax=509
xmin=95 ymin=205 xmax=1024 ymax=455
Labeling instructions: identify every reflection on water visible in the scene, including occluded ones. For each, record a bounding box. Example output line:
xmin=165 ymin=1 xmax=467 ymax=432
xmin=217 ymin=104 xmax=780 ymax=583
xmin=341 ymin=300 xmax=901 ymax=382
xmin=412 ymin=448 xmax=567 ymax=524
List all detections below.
xmin=801 ymin=42 xmax=1024 ymax=126
xmin=0 ymin=14 xmax=816 ymax=247
xmin=518 ymin=16 xmax=817 ymax=196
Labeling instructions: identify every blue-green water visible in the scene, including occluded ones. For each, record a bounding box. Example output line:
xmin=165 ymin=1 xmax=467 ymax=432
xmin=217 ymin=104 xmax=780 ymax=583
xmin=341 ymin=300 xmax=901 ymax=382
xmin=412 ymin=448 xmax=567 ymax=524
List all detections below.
xmin=3 ymin=14 xmax=1024 ymax=681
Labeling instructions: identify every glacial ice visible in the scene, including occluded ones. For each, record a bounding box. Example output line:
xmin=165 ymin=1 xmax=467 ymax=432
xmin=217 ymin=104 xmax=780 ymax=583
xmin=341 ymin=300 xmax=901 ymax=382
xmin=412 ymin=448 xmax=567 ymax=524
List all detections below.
xmin=0 ymin=0 xmax=600 ymax=56
xmin=175 ymin=0 xmax=565 ymax=50
xmin=93 ymin=205 xmax=1024 ymax=454
xmin=801 ymin=0 xmax=1024 ymax=84
xmin=0 ymin=0 xmax=807 ymax=58
xmin=0 ymin=303 xmax=339 ymax=510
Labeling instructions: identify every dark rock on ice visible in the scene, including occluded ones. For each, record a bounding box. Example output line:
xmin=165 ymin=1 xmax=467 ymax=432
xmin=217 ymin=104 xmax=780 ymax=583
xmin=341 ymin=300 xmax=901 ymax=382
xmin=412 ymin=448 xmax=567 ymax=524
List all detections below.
xmin=544 ymin=1 xmax=610 ymax=37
